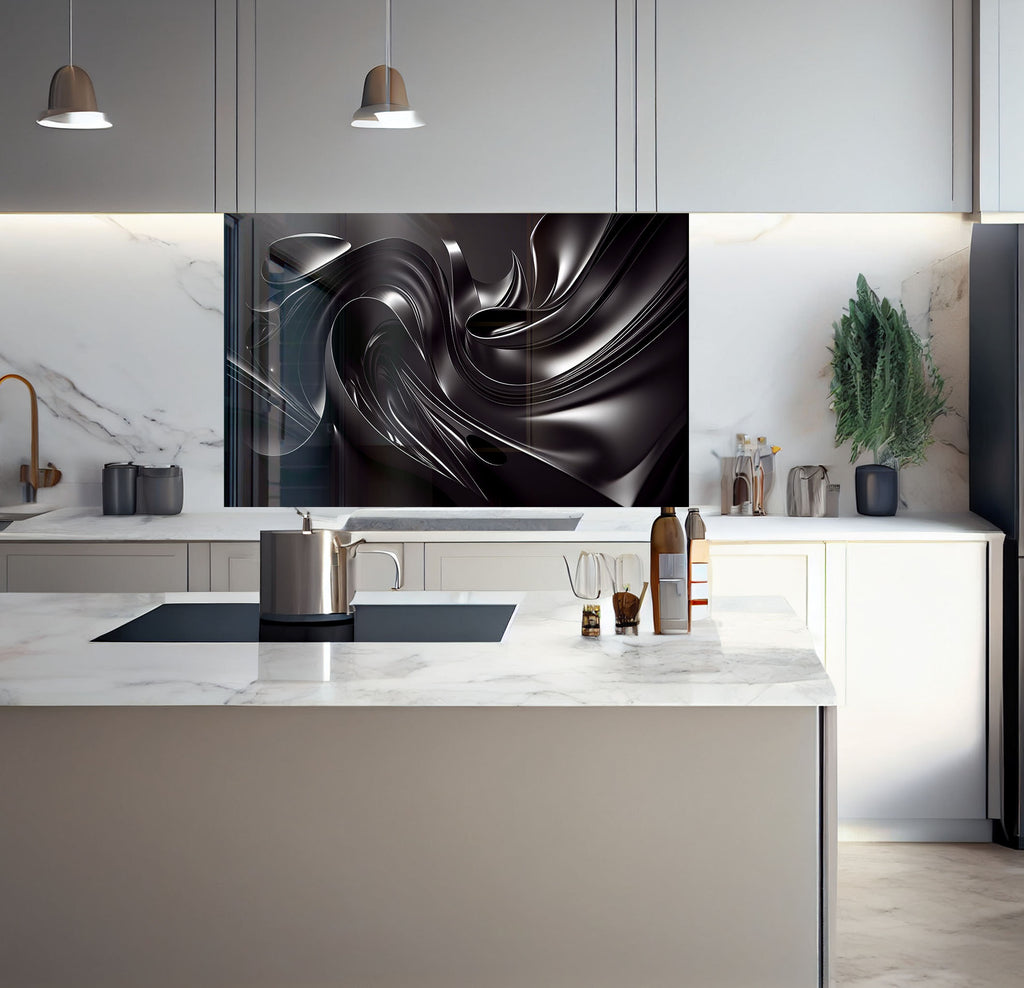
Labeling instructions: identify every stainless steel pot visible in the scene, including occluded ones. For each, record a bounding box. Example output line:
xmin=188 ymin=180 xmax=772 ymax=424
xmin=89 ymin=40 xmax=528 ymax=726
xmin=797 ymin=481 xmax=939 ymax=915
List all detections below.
xmin=259 ymin=512 xmax=401 ymax=618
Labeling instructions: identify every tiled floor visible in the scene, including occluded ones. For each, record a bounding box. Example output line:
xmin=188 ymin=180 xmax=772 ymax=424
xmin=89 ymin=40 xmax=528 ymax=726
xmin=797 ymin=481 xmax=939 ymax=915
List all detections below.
xmin=836 ymin=842 xmax=1024 ymax=986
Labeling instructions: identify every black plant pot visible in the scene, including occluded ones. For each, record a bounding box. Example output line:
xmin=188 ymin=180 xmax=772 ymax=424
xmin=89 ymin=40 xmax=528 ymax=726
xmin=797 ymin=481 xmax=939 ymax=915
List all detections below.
xmin=855 ymin=464 xmax=898 ymax=516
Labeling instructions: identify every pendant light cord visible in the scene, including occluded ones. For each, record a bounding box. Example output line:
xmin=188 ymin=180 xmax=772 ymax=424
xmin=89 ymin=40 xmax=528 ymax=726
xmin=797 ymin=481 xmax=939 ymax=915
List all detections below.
xmin=69 ymin=0 xmax=74 ymax=66
xmin=384 ymin=0 xmax=391 ymax=107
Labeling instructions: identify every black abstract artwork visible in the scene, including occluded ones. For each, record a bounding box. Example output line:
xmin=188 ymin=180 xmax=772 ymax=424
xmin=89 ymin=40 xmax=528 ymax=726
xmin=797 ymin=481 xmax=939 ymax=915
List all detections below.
xmin=225 ymin=213 xmax=688 ymax=507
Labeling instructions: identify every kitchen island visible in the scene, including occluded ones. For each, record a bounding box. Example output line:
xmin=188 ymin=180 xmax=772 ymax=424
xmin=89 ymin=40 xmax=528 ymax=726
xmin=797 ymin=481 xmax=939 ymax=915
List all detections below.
xmin=0 ymin=590 xmax=836 ymax=988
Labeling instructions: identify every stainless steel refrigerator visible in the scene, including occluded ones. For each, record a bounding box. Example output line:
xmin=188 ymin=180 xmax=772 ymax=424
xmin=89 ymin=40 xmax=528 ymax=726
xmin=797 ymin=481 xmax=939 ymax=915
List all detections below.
xmin=970 ymin=222 xmax=1024 ymax=848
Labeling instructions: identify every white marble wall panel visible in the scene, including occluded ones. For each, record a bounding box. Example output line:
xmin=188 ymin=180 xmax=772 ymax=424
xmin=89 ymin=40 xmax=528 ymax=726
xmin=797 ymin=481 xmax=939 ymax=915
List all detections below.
xmin=0 ymin=212 xmax=974 ymax=517
xmin=0 ymin=214 xmax=223 ymax=510
xmin=689 ymin=214 xmax=974 ymax=516
xmin=900 ymin=248 xmax=970 ymax=512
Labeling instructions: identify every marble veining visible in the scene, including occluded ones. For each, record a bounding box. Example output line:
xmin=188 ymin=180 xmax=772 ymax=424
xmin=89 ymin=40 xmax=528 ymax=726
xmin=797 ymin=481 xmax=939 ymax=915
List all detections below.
xmin=0 ymin=591 xmax=836 ymax=708
xmin=900 ymin=247 xmax=971 ymax=512
xmin=0 ymin=212 xmax=981 ymax=518
xmin=837 ymin=842 xmax=1024 ymax=987
xmin=0 ymin=214 xmax=224 ymax=511
xmin=689 ymin=213 xmax=974 ymax=517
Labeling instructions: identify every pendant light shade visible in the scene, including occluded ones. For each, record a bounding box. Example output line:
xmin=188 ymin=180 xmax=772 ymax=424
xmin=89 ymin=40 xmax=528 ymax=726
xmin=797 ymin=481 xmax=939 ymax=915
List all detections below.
xmin=351 ymin=0 xmax=423 ymax=129
xmin=351 ymin=65 xmax=424 ymax=129
xmin=36 ymin=0 xmax=111 ymax=130
xmin=37 ymin=65 xmax=111 ymax=129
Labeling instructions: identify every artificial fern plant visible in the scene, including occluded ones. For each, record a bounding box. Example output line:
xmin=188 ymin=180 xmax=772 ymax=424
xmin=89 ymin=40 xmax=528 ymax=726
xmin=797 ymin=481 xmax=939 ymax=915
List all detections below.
xmin=829 ymin=274 xmax=946 ymax=467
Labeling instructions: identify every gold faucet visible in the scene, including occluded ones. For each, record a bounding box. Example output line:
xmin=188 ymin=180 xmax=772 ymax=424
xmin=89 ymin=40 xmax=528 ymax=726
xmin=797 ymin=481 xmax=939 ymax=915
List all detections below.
xmin=0 ymin=373 xmax=61 ymax=503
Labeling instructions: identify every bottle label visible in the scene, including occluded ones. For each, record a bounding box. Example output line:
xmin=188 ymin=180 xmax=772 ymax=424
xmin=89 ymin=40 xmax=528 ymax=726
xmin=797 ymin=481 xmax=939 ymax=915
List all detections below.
xmin=658 ymin=552 xmax=687 ymax=581
xmin=657 ymin=552 xmax=688 ymax=632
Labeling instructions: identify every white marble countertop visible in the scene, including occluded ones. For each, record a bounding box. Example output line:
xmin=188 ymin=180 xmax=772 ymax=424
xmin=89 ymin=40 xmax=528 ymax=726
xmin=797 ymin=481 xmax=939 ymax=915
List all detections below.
xmin=0 ymin=590 xmax=836 ymax=708
xmin=0 ymin=505 xmax=1004 ymax=544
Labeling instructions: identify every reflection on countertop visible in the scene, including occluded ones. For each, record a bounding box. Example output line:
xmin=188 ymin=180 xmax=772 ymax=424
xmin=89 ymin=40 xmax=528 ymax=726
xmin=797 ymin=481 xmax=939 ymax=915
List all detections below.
xmin=0 ymin=590 xmax=835 ymax=708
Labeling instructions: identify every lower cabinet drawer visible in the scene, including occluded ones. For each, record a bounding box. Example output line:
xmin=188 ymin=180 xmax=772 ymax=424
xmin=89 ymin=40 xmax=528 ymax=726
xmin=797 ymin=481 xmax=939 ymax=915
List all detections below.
xmin=208 ymin=541 xmax=424 ymax=592
xmin=424 ymin=542 xmax=649 ymax=591
xmin=1 ymin=543 xmax=188 ymax=592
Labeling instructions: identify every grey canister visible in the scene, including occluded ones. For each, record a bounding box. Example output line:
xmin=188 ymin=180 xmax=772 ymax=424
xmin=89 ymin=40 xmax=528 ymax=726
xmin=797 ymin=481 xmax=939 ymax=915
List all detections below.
xmin=102 ymin=462 xmax=137 ymax=515
xmin=136 ymin=465 xmax=184 ymax=515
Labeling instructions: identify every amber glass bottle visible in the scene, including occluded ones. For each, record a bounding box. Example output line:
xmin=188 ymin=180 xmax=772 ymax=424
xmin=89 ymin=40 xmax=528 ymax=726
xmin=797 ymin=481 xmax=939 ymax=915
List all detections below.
xmin=650 ymin=506 xmax=687 ymax=634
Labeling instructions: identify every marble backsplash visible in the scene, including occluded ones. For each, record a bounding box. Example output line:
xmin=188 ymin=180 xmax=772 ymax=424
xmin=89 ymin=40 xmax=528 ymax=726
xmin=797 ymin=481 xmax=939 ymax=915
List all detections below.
xmin=0 ymin=211 xmax=975 ymax=516
xmin=688 ymin=213 xmax=974 ymax=516
xmin=0 ymin=214 xmax=224 ymax=511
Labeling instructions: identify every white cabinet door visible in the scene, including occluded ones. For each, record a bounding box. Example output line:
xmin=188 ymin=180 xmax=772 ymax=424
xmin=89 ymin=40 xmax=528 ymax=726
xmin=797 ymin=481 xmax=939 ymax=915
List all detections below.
xmin=1 ymin=543 xmax=188 ymax=592
xmin=838 ymin=541 xmax=988 ymax=840
xmin=425 ymin=542 xmax=648 ymax=592
xmin=249 ymin=0 xmax=616 ymax=211
xmin=0 ymin=0 xmax=215 ymax=211
xmin=708 ymin=543 xmax=825 ymax=659
xmin=656 ymin=0 xmax=971 ymax=211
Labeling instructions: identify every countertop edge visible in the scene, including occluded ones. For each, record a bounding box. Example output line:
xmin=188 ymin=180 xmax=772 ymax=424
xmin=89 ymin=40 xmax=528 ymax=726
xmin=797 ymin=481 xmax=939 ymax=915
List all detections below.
xmin=0 ymin=507 xmax=1006 ymax=544
xmin=0 ymin=591 xmax=837 ymax=709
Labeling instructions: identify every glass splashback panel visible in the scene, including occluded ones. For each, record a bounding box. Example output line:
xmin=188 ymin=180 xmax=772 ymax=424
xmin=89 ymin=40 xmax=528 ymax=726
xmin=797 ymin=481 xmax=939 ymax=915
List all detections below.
xmin=225 ymin=213 xmax=688 ymax=507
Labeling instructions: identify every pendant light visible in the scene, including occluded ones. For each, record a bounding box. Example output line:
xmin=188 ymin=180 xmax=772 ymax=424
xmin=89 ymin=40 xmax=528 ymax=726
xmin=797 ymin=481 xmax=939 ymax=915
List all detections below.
xmin=351 ymin=0 xmax=424 ymax=129
xmin=37 ymin=0 xmax=112 ymax=129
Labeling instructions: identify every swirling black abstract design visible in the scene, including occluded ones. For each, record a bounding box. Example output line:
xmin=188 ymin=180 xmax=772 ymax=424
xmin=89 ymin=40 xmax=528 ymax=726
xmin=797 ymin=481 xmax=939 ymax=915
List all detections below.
xmin=226 ymin=213 xmax=688 ymax=507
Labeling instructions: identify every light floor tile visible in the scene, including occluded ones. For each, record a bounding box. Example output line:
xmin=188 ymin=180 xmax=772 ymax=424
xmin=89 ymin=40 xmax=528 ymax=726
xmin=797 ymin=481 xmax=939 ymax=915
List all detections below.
xmin=836 ymin=842 xmax=1024 ymax=987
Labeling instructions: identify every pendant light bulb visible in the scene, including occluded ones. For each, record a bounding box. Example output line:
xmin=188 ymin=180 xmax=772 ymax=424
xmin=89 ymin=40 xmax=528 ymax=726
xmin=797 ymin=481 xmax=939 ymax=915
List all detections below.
xmin=37 ymin=0 xmax=112 ymax=130
xmin=351 ymin=0 xmax=423 ymax=129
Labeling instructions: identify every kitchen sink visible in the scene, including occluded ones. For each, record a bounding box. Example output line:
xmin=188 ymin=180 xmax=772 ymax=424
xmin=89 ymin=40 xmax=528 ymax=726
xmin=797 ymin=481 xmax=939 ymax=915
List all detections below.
xmin=94 ymin=601 xmax=517 ymax=644
xmin=344 ymin=509 xmax=582 ymax=531
xmin=0 ymin=503 xmax=57 ymax=522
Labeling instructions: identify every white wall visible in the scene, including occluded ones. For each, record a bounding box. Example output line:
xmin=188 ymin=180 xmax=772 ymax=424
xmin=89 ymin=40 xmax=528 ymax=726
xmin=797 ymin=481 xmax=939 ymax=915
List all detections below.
xmin=0 ymin=212 xmax=973 ymax=515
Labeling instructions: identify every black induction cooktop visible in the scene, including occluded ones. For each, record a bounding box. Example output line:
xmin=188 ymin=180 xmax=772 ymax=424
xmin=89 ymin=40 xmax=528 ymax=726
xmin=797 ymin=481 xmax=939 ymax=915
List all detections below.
xmin=93 ymin=602 xmax=516 ymax=644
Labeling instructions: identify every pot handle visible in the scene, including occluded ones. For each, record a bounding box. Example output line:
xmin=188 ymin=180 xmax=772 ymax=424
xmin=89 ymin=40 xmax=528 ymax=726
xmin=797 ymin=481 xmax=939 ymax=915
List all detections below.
xmin=355 ymin=548 xmax=402 ymax=590
xmin=332 ymin=536 xmax=402 ymax=590
xmin=333 ymin=535 xmax=366 ymax=553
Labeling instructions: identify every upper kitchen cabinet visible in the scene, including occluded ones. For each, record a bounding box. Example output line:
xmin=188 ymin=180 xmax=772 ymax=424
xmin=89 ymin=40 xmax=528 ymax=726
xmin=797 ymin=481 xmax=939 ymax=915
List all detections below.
xmin=244 ymin=0 xmax=616 ymax=212
xmin=655 ymin=0 xmax=972 ymax=212
xmin=0 ymin=0 xmax=215 ymax=212
xmin=977 ymin=0 xmax=1024 ymax=213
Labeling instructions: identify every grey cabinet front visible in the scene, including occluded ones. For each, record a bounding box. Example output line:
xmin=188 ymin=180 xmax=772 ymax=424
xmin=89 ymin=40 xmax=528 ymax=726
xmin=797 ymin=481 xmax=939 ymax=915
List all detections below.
xmin=656 ymin=0 xmax=971 ymax=211
xmin=249 ymin=0 xmax=616 ymax=211
xmin=1 ymin=543 xmax=188 ymax=593
xmin=0 ymin=0 xmax=215 ymax=211
xmin=978 ymin=0 xmax=1024 ymax=211
xmin=207 ymin=541 xmax=425 ymax=592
